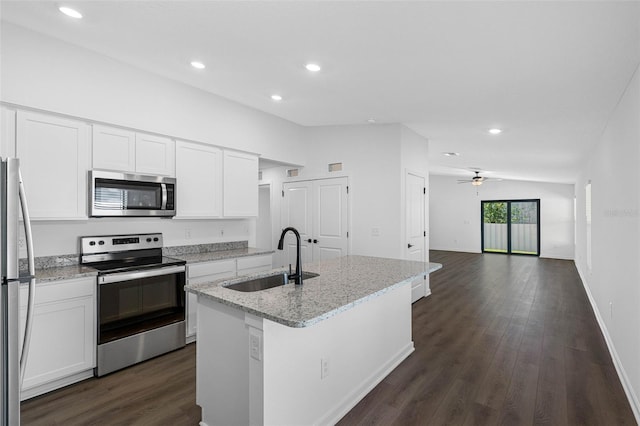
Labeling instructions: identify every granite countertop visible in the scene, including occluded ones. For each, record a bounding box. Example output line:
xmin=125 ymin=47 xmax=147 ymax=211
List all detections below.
xmin=186 ymin=255 xmax=433 ymax=328
xmin=169 ymin=247 xmax=274 ymax=264
xmin=22 ymin=265 xmax=98 ymax=284
xmin=22 ymin=242 xmax=272 ymax=283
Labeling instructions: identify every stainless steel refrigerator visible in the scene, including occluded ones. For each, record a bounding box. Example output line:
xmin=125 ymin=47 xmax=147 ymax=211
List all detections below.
xmin=1 ymin=157 xmax=36 ymax=425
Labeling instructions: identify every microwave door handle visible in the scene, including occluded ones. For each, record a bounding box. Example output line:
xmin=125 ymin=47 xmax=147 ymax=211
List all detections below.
xmin=161 ymin=183 xmax=167 ymax=210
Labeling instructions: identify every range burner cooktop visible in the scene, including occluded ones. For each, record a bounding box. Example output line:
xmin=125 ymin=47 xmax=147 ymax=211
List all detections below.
xmin=80 ymin=233 xmax=185 ymax=274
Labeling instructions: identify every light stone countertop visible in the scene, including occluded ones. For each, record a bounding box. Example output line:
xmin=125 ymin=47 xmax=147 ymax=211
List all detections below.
xmin=169 ymin=247 xmax=274 ymax=264
xmin=186 ymin=255 xmax=437 ymax=328
xmin=22 ymin=265 xmax=98 ymax=283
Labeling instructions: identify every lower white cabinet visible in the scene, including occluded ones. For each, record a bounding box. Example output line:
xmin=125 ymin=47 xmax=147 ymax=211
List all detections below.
xmin=237 ymin=254 xmax=273 ymax=276
xmin=186 ymin=254 xmax=272 ymax=342
xmin=19 ymin=277 xmax=96 ymax=400
xmin=186 ymin=259 xmax=236 ymax=342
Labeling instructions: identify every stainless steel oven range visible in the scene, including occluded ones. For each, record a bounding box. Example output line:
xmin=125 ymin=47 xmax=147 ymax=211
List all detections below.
xmin=80 ymin=233 xmax=186 ymax=377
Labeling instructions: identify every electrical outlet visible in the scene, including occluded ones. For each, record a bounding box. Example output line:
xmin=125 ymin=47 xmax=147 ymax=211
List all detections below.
xmin=185 ymin=229 xmax=191 ymax=239
xmin=321 ymin=358 xmax=329 ymax=379
xmin=18 ymin=238 xmax=25 ymax=248
xmin=220 ymin=228 xmax=225 ymax=237
xmin=250 ymin=334 xmax=261 ymax=361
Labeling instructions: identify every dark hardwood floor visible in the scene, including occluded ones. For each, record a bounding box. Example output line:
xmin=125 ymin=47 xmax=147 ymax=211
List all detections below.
xmin=338 ymin=251 xmax=636 ymax=426
xmin=21 ymin=251 xmax=637 ymax=425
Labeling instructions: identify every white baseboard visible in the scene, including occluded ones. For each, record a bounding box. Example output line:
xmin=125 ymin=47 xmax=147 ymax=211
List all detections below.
xmin=20 ymin=369 xmax=94 ymax=401
xmin=575 ymin=262 xmax=640 ymax=423
xmin=317 ymin=342 xmax=415 ymax=425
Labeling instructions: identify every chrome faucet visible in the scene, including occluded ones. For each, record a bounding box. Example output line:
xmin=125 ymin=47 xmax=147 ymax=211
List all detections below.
xmin=277 ymin=227 xmax=303 ymax=285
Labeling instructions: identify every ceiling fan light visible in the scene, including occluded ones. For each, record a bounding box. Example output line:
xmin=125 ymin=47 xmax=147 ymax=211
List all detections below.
xmin=471 ymin=180 xmax=482 ymax=186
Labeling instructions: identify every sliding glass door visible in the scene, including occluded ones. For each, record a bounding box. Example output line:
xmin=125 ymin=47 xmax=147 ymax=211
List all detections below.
xmin=482 ymin=199 xmax=540 ymax=256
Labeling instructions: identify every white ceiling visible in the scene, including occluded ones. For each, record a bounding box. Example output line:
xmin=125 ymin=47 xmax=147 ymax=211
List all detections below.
xmin=2 ymin=1 xmax=639 ymax=184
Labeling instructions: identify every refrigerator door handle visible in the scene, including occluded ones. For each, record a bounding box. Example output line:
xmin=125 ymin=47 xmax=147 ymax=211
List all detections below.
xmin=17 ymin=168 xmax=36 ymax=386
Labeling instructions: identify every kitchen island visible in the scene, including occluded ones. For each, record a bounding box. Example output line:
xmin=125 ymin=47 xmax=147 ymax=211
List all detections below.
xmin=186 ymin=255 xmax=437 ymax=426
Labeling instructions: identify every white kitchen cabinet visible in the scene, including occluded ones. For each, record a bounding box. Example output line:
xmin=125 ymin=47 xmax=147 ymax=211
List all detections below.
xmin=175 ymin=141 xmax=223 ymax=218
xmin=223 ymin=150 xmax=258 ymax=217
xmin=237 ymin=254 xmax=273 ymax=276
xmin=19 ymin=277 xmax=96 ymax=400
xmin=135 ymin=132 xmax=175 ymax=176
xmin=92 ymin=125 xmax=136 ymax=172
xmin=1 ymin=106 xmax=16 ymax=158
xmin=185 ymin=254 xmax=273 ymax=342
xmin=16 ymin=111 xmax=90 ymax=220
xmin=91 ymin=125 xmax=175 ymax=176
xmin=186 ymin=259 xmax=236 ymax=341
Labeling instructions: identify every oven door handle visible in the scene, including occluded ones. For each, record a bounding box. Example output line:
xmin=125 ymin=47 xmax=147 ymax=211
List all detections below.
xmin=98 ymin=265 xmax=186 ymax=284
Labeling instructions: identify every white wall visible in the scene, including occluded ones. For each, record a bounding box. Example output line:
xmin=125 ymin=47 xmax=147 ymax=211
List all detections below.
xmin=401 ymin=125 xmax=429 ymax=259
xmin=429 ymin=175 xmax=574 ymax=259
xmin=574 ymin=65 xmax=640 ymax=420
xmin=1 ymin=23 xmax=305 ymax=165
xmin=1 ymin=23 xmax=307 ymax=257
xmin=300 ymin=124 xmax=403 ymax=259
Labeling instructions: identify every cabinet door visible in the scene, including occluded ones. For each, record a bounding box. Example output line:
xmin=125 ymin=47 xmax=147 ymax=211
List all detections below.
xmin=16 ymin=111 xmax=90 ymax=219
xmin=175 ymin=141 xmax=222 ymax=218
xmin=135 ymin=132 xmax=175 ymax=176
xmin=223 ymin=150 xmax=258 ymax=217
xmin=237 ymin=254 xmax=273 ymax=277
xmin=92 ymin=124 xmax=136 ymax=172
xmin=19 ymin=277 xmax=96 ymax=396
xmin=186 ymin=259 xmax=236 ymax=339
xmin=1 ymin=106 xmax=16 ymax=158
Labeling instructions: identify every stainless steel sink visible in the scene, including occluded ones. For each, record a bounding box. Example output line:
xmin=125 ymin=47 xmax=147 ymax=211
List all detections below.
xmin=225 ymin=271 xmax=319 ymax=292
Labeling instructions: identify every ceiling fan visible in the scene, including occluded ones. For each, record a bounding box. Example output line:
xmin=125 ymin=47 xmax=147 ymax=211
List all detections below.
xmin=457 ymin=171 xmax=501 ymax=186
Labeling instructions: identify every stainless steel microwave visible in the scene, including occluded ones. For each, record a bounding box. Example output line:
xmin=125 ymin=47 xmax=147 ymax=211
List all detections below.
xmin=89 ymin=170 xmax=176 ymax=217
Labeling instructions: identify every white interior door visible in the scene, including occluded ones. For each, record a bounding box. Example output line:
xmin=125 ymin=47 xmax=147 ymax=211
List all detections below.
xmin=406 ymin=172 xmax=426 ymax=302
xmin=281 ymin=181 xmax=313 ymax=267
xmin=281 ymin=177 xmax=349 ymax=268
xmin=313 ymin=177 xmax=349 ymax=262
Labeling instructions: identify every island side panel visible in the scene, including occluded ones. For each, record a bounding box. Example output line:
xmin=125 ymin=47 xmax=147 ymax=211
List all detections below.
xmin=196 ymin=296 xmax=251 ymax=426
xmin=261 ymin=282 xmax=414 ymax=425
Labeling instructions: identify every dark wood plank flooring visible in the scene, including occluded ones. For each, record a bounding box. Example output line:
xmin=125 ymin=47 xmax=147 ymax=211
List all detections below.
xmin=338 ymin=251 xmax=636 ymax=426
xmin=21 ymin=251 xmax=636 ymax=425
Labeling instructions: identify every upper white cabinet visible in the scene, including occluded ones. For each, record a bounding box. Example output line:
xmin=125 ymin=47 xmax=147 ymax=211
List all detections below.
xmin=92 ymin=125 xmax=175 ymax=176
xmin=223 ymin=150 xmax=258 ymax=217
xmin=17 ymin=111 xmax=90 ymax=220
xmin=135 ymin=132 xmax=175 ymax=176
xmin=92 ymin=125 xmax=135 ymax=172
xmin=175 ymin=140 xmax=223 ymax=218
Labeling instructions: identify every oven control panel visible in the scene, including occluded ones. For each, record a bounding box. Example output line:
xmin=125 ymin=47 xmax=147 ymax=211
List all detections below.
xmin=81 ymin=233 xmax=163 ymax=254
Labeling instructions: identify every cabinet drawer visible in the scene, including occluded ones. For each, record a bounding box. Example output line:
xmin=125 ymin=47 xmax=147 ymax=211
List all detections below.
xmin=20 ymin=277 xmax=95 ymax=308
xmin=237 ymin=254 xmax=273 ymax=276
xmin=188 ymin=259 xmax=236 ymax=280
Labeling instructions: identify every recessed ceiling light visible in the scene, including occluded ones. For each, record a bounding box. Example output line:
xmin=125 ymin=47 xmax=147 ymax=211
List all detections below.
xmin=190 ymin=61 xmax=205 ymax=70
xmin=488 ymin=128 xmax=502 ymax=135
xmin=59 ymin=6 xmax=82 ymax=19
xmin=442 ymin=152 xmax=460 ymax=157
xmin=271 ymin=94 xmax=283 ymax=101
xmin=305 ymin=63 xmax=321 ymax=72
xmin=366 ymin=118 xmax=376 ymax=124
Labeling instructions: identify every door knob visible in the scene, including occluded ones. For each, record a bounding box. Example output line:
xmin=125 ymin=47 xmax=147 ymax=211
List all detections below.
xmin=313 ymin=239 xmax=318 ymax=244
xmin=408 ymin=243 xmax=414 ymax=248
xmin=307 ymin=239 xmax=312 ymax=243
